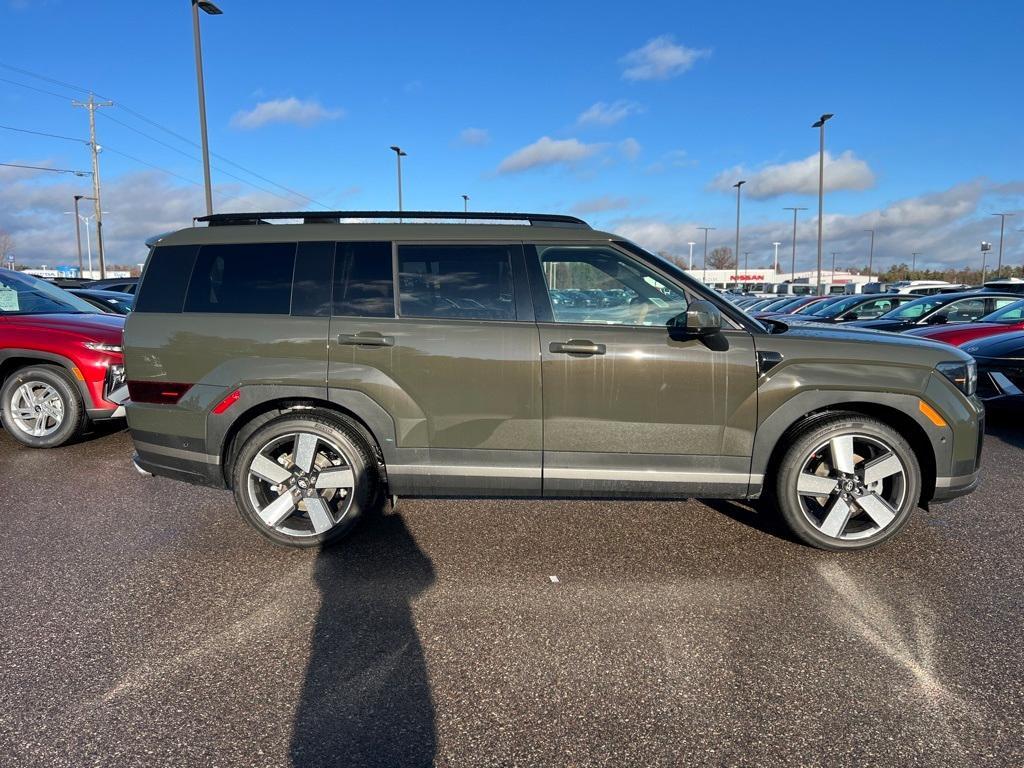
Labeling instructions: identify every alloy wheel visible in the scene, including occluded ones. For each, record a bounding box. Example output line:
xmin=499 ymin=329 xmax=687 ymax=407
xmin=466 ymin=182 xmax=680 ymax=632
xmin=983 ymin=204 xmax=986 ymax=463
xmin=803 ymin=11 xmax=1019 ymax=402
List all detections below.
xmin=9 ymin=381 xmax=65 ymax=437
xmin=795 ymin=433 xmax=907 ymax=542
xmin=245 ymin=431 xmax=357 ymax=538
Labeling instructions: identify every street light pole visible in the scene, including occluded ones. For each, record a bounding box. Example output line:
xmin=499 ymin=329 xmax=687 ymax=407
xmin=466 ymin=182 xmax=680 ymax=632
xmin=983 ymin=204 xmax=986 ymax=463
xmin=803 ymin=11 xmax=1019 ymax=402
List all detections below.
xmin=462 ymin=194 xmax=469 ymax=213
xmin=771 ymin=242 xmax=781 ymax=272
xmin=991 ymin=213 xmax=1015 ymax=278
xmin=783 ymin=206 xmax=807 ymax=280
xmin=863 ymin=228 xmax=875 ymax=282
xmin=743 ymin=251 xmax=750 ymax=272
xmin=980 ymin=241 xmax=992 ymax=284
xmin=687 ymin=241 xmax=696 ymax=271
xmin=72 ymin=194 xmax=95 ymax=277
xmin=733 ymin=180 xmax=746 ymax=274
xmin=698 ymin=226 xmax=715 ymax=284
xmin=911 ymin=252 xmax=920 ymax=274
xmin=191 ymin=0 xmax=222 ymax=217
xmin=390 ymin=145 xmax=407 ymax=214
xmin=812 ymin=113 xmax=834 ymax=295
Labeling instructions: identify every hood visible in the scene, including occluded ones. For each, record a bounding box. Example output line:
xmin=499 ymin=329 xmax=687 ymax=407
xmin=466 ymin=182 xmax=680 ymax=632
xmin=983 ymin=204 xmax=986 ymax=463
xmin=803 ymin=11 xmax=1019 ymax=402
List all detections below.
xmin=962 ymin=330 xmax=1024 ymax=360
xmin=904 ymin=322 xmax=1001 ymax=340
xmin=9 ymin=313 xmax=124 ymax=345
xmin=775 ymin=320 xmax=958 ymax=353
xmin=844 ymin=318 xmax=908 ymax=331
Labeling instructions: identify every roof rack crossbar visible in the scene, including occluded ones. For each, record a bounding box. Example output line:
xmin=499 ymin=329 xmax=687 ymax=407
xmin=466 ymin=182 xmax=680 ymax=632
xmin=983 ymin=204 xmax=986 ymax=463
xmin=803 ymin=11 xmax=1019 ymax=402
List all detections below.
xmin=196 ymin=210 xmax=590 ymax=228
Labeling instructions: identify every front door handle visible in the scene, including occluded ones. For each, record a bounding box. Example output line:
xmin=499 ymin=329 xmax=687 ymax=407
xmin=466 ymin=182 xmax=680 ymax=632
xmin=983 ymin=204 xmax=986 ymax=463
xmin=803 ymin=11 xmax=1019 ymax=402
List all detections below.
xmin=550 ymin=340 xmax=606 ymax=356
xmin=337 ymin=333 xmax=395 ymax=347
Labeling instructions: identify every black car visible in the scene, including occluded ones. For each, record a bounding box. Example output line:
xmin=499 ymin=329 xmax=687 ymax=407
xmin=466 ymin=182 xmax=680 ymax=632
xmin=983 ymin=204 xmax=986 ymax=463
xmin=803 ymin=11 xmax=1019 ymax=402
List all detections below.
xmin=68 ymin=288 xmax=134 ymax=314
xmin=847 ymin=291 xmax=1021 ymax=333
xmin=88 ymin=277 xmax=138 ymax=294
xmin=963 ymin=330 xmax=1024 ymax=403
xmin=788 ymin=294 xmax=919 ymax=324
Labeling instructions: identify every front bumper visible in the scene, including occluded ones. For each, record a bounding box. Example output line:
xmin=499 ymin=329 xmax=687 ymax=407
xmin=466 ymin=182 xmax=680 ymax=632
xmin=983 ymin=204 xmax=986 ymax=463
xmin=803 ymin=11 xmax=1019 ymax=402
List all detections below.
xmin=931 ymin=470 xmax=981 ymax=503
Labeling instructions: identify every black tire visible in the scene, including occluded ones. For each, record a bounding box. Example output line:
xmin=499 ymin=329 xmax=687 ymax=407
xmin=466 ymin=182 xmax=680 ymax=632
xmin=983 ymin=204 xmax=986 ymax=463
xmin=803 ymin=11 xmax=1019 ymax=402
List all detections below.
xmin=0 ymin=365 xmax=87 ymax=448
xmin=775 ymin=415 xmax=921 ymax=551
xmin=231 ymin=412 xmax=380 ymax=548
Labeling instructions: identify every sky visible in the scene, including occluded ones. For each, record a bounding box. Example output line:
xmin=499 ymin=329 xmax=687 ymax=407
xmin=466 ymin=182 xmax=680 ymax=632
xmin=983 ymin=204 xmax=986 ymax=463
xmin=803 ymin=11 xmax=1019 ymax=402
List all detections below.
xmin=1 ymin=0 xmax=1022 ymax=272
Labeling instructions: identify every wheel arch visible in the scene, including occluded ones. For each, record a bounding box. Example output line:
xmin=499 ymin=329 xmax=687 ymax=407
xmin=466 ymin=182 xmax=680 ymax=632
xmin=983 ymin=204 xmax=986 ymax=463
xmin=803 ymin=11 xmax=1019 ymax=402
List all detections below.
xmin=0 ymin=350 xmax=92 ymax=409
xmin=213 ymin=387 xmax=396 ymax=489
xmin=756 ymin=397 xmax=938 ymax=505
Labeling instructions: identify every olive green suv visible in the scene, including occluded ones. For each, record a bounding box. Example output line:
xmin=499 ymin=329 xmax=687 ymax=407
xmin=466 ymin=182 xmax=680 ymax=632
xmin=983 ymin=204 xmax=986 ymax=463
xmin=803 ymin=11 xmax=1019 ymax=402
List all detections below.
xmin=124 ymin=211 xmax=984 ymax=551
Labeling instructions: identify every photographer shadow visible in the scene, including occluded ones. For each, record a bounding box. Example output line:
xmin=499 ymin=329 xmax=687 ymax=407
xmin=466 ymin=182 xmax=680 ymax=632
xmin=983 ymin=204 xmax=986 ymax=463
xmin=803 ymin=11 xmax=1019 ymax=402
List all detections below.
xmin=289 ymin=512 xmax=436 ymax=768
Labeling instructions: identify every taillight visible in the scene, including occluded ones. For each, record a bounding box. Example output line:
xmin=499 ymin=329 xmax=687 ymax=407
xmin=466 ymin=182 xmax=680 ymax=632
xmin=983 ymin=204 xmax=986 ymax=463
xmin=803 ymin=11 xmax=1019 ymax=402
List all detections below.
xmin=127 ymin=380 xmax=192 ymax=405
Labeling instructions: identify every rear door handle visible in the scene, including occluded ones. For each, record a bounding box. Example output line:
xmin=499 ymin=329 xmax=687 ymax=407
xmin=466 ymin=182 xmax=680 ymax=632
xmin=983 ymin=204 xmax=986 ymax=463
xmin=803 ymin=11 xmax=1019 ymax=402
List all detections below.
xmin=337 ymin=333 xmax=394 ymax=347
xmin=550 ymin=340 xmax=606 ymax=356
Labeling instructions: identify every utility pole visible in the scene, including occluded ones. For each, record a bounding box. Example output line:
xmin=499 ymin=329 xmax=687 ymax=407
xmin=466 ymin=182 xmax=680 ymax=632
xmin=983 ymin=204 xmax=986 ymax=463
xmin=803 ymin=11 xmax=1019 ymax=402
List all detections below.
xmin=698 ymin=226 xmax=715 ymax=284
xmin=72 ymin=93 xmax=112 ymax=278
xmin=991 ymin=213 xmax=1015 ymax=278
xmin=783 ymin=206 xmax=807 ymax=280
xmin=863 ymin=228 xmax=875 ymax=282
xmin=812 ymin=113 xmax=834 ymax=294
xmin=733 ymin=180 xmax=746 ymax=273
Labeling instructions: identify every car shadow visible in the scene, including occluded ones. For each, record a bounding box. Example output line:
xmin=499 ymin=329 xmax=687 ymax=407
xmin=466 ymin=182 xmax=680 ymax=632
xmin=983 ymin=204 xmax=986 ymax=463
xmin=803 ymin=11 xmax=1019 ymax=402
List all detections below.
xmin=289 ymin=511 xmax=437 ymax=768
xmin=699 ymin=497 xmax=796 ymax=543
xmin=984 ymin=407 xmax=1024 ymax=450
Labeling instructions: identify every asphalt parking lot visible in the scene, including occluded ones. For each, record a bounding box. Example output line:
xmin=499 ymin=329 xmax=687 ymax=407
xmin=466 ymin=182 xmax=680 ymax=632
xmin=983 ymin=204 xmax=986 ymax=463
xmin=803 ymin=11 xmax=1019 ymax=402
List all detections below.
xmin=1 ymin=421 xmax=1022 ymax=768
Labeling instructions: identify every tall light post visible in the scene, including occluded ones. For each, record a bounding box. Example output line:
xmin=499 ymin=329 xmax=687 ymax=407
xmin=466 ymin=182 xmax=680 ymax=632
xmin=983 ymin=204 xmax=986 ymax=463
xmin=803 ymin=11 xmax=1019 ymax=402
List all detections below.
xmin=461 ymin=194 xmax=469 ymax=213
xmin=830 ymin=251 xmax=839 ymax=289
xmin=783 ymin=207 xmax=807 ymax=280
xmin=743 ymin=251 xmax=750 ymax=272
xmin=991 ymin=212 xmax=1015 ymax=278
xmin=389 ymin=146 xmax=407 ymax=215
xmin=687 ymin=241 xmax=696 ymax=271
xmin=911 ymin=252 xmax=920 ymax=274
xmin=698 ymin=226 xmax=715 ymax=283
xmin=980 ymin=241 xmax=992 ymax=283
xmin=65 ymin=211 xmax=98 ymax=276
xmin=733 ymin=180 xmax=746 ymax=273
xmin=190 ymin=0 xmax=222 ymax=216
xmin=863 ymin=228 xmax=875 ymax=282
xmin=71 ymin=194 xmax=95 ymax=276
xmin=812 ymin=113 xmax=834 ymax=294
xmin=771 ymin=242 xmax=781 ymax=272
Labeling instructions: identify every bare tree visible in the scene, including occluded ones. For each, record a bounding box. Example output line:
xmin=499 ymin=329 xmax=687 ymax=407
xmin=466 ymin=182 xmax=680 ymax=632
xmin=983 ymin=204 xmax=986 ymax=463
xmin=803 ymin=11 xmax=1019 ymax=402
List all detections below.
xmin=706 ymin=246 xmax=733 ymax=270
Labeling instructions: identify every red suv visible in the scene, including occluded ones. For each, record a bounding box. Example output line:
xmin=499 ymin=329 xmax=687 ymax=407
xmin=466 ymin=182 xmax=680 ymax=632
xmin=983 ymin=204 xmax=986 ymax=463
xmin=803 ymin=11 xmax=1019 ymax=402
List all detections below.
xmin=0 ymin=269 xmax=126 ymax=447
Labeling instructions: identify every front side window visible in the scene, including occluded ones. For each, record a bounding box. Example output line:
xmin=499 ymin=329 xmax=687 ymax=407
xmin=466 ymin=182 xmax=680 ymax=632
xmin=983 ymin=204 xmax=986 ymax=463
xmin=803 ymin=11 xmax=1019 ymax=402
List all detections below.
xmin=184 ymin=243 xmax=296 ymax=314
xmin=933 ymin=298 xmax=987 ymax=324
xmin=984 ymin=299 xmax=1024 ymax=323
xmin=536 ymin=245 xmax=687 ymax=326
xmin=885 ymin=296 xmax=946 ymax=320
xmin=397 ymin=244 xmax=516 ymax=321
xmin=0 ymin=270 xmax=99 ymax=315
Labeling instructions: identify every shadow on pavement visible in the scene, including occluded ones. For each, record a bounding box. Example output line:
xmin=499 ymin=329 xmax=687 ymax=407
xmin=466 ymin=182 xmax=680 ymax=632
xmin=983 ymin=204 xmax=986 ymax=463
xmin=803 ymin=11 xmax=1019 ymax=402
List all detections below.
xmin=700 ymin=497 xmax=795 ymax=543
xmin=984 ymin=406 xmax=1024 ymax=450
xmin=290 ymin=512 xmax=436 ymax=768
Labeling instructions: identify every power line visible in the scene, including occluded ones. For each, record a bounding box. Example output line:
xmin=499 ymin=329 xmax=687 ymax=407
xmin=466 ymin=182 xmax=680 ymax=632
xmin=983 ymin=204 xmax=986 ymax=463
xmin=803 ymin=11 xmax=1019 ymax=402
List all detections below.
xmin=0 ymin=62 xmax=330 ymax=207
xmin=0 ymin=161 xmax=91 ymax=176
xmin=101 ymin=147 xmax=202 ymax=187
xmin=0 ymin=123 xmax=87 ymax=144
xmin=0 ymin=75 xmax=72 ymax=101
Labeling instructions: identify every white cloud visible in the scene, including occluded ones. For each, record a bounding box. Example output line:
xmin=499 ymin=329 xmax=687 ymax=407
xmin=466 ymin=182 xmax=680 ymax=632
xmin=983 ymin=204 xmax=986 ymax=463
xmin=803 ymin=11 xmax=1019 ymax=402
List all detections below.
xmin=611 ymin=180 xmax=1024 ymax=271
xmin=572 ymin=195 xmax=632 ymax=214
xmin=497 ymin=137 xmax=605 ymax=174
xmin=230 ymin=97 xmax=344 ymax=129
xmin=456 ymin=127 xmax=490 ymax=146
xmin=620 ymin=36 xmax=710 ymax=81
xmin=577 ymin=100 xmax=643 ymax=126
xmin=619 ymin=138 xmax=642 ymax=160
xmin=710 ymin=151 xmax=876 ymax=199
xmin=0 ymin=169 xmax=297 ymax=267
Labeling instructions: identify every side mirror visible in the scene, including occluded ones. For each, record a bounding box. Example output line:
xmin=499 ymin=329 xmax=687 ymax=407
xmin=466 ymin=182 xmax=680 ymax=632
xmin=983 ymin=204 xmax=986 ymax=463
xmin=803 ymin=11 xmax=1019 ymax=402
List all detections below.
xmin=670 ymin=299 xmax=722 ymax=336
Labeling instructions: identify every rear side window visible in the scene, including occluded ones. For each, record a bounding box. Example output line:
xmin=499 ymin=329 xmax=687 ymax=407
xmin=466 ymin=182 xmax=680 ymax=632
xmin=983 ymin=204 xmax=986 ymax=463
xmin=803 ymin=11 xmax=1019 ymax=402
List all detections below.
xmin=292 ymin=241 xmax=334 ymax=317
xmin=334 ymin=242 xmax=394 ymax=317
xmin=134 ymin=245 xmax=199 ymax=313
xmin=397 ymin=244 xmax=516 ymax=321
xmin=184 ymin=243 xmax=296 ymax=314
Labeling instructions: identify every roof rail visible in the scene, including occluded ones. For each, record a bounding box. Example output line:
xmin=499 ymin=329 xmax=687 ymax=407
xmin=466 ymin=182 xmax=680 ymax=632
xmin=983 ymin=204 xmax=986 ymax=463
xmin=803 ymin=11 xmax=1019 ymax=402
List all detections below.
xmin=195 ymin=210 xmax=591 ymax=229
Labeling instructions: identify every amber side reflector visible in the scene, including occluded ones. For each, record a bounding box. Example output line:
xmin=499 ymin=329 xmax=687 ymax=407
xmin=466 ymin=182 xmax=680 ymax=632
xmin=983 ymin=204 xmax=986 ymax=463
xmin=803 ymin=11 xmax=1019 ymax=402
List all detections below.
xmin=127 ymin=380 xmax=192 ymax=405
xmin=212 ymin=389 xmax=242 ymax=415
xmin=71 ymin=366 xmax=86 ymax=381
xmin=919 ymin=400 xmax=947 ymax=427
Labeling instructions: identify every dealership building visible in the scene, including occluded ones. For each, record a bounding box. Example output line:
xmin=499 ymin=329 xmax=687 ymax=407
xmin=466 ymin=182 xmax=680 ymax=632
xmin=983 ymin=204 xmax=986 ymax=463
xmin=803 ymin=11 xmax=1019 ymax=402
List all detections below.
xmin=687 ymin=267 xmax=873 ymax=294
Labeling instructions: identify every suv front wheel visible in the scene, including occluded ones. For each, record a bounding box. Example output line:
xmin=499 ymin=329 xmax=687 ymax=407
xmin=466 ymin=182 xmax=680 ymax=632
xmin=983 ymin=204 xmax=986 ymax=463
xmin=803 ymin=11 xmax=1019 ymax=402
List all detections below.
xmin=231 ymin=413 xmax=378 ymax=548
xmin=775 ymin=415 xmax=921 ymax=551
xmin=1 ymin=365 xmax=87 ymax=448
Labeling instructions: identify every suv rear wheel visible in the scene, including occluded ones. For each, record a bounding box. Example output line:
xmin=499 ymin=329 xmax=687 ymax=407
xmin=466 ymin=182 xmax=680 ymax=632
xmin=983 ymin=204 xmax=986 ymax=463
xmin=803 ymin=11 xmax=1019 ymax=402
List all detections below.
xmin=0 ymin=365 xmax=87 ymax=448
xmin=231 ymin=413 xmax=379 ymax=548
xmin=775 ymin=415 xmax=921 ymax=551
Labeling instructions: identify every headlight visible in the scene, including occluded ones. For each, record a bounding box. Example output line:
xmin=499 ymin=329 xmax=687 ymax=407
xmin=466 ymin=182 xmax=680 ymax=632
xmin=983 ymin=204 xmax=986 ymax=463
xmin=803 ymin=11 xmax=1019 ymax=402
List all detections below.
xmin=83 ymin=341 xmax=123 ymax=354
xmin=937 ymin=360 xmax=977 ymax=397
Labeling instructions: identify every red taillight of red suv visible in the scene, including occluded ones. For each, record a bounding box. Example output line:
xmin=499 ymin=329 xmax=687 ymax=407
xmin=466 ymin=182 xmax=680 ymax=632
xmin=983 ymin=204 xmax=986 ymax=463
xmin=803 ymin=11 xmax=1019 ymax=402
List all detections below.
xmin=127 ymin=380 xmax=193 ymax=404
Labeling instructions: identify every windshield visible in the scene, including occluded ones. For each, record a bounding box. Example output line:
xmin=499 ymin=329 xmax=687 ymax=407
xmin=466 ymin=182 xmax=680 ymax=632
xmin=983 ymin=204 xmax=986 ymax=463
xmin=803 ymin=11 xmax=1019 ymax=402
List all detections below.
xmin=982 ymin=299 xmax=1024 ymax=323
xmin=0 ymin=270 xmax=100 ymax=315
xmin=812 ymin=295 xmax=865 ymax=317
xmin=881 ymin=295 xmax=948 ymax=320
